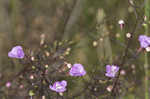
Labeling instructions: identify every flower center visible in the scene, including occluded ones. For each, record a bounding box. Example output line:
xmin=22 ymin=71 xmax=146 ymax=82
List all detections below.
xmin=56 ymin=84 xmax=62 ymax=90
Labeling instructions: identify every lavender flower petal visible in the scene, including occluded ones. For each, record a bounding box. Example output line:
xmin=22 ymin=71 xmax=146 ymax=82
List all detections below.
xmin=138 ymin=35 xmax=150 ymax=48
xmin=105 ymin=65 xmax=119 ymax=78
xmin=69 ymin=64 xmax=86 ymax=76
xmin=49 ymin=80 xmax=67 ymax=93
xmin=8 ymin=46 xmax=24 ymax=59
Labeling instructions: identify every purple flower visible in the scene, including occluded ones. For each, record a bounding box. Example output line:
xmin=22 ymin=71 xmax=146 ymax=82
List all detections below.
xmin=8 ymin=46 xmax=24 ymax=59
xmin=69 ymin=64 xmax=86 ymax=76
xmin=138 ymin=35 xmax=150 ymax=48
xmin=49 ymin=80 xmax=67 ymax=93
xmin=105 ymin=65 xmax=119 ymax=78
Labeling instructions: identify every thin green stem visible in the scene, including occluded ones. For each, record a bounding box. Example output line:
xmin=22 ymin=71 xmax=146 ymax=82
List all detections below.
xmin=145 ymin=53 xmax=149 ymax=99
xmin=144 ymin=0 xmax=150 ymax=99
xmin=10 ymin=0 xmax=18 ymax=43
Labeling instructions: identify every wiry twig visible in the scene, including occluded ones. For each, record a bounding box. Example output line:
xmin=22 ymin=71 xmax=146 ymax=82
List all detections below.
xmin=111 ymin=2 xmax=145 ymax=98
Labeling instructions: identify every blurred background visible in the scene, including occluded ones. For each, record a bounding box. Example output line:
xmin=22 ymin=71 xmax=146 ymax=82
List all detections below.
xmin=0 ymin=0 xmax=148 ymax=99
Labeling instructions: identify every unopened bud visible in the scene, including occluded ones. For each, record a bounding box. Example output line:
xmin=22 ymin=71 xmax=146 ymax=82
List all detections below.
xmin=6 ymin=82 xmax=11 ymax=88
xmin=106 ymin=85 xmax=113 ymax=92
xmin=126 ymin=33 xmax=131 ymax=38
xmin=146 ymin=47 xmax=150 ymax=52
xmin=118 ymin=20 xmax=125 ymax=30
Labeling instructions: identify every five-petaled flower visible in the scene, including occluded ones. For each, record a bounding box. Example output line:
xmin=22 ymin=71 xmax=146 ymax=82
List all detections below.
xmin=8 ymin=46 xmax=25 ymax=59
xmin=69 ymin=64 xmax=86 ymax=76
xmin=138 ymin=35 xmax=150 ymax=48
xmin=49 ymin=80 xmax=67 ymax=93
xmin=105 ymin=65 xmax=119 ymax=78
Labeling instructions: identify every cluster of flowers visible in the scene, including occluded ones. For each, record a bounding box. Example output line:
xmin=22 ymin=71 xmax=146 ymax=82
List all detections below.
xmin=47 ymin=35 xmax=150 ymax=92
xmin=8 ymin=46 xmax=120 ymax=93
xmin=8 ymin=34 xmax=148 ymax=93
